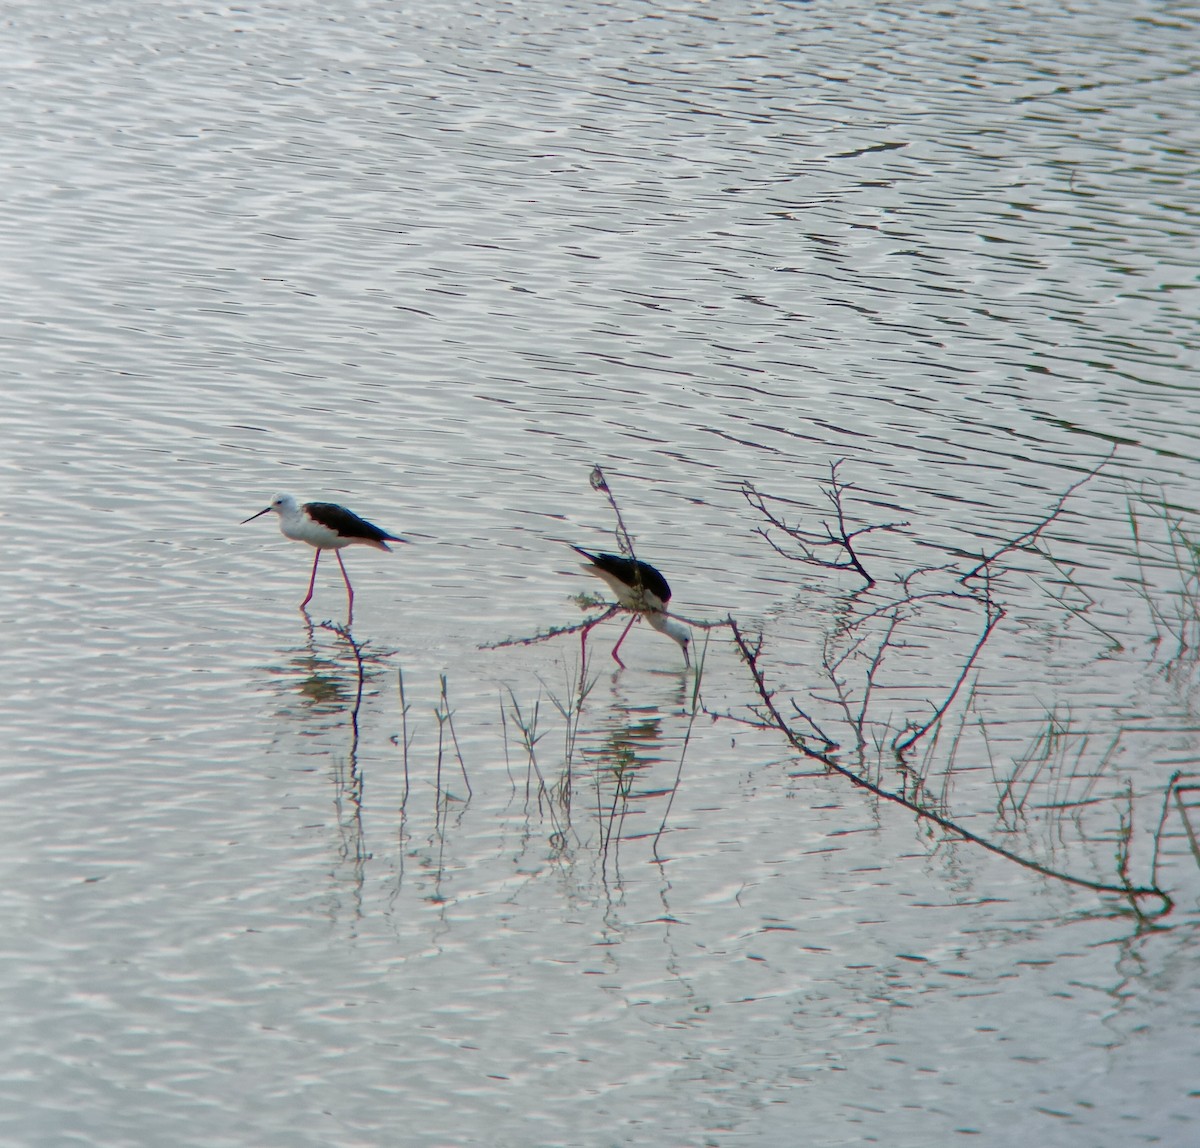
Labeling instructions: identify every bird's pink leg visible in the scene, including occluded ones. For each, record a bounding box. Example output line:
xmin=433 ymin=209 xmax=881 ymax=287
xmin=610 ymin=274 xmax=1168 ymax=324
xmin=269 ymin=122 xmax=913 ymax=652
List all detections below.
xmin=610 ymin=614 xmax=638 ymax=668
xmin=580 ymin=612 xmax=611 ymax=666
xmin=581 ymin=614 xmax=603 ymax=664
xmin=300 ymin=550 xmax=321 ymax=609
xmin=335 ymin=549 xmax=355 ymax=615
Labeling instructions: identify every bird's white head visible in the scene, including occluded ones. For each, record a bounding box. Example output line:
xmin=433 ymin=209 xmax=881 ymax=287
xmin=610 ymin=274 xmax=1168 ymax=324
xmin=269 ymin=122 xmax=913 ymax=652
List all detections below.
xmin=647 ymin=612 xmax=692 ymax=668
xmin=242 ymin=492 xmax=298 ymax=525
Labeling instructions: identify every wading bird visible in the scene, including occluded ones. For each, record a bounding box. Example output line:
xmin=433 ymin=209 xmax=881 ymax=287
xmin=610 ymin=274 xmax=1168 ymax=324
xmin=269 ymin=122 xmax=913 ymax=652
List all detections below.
xmin=571 ymin=545 xmax=690 ymax=668
xmin=242 ymin=493 xmax=406 ymax=613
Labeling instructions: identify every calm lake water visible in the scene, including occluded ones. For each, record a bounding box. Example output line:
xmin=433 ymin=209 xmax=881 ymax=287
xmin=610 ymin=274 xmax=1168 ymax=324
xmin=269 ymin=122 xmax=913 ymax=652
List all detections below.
xmin=3 ymin=0 xmax=1199 ymax=1144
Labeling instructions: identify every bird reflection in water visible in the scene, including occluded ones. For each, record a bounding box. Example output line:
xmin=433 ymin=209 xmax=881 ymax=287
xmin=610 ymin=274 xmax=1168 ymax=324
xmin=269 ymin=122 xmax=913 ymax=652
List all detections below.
xmin=264 ymin=620 xmax=384 ymax=897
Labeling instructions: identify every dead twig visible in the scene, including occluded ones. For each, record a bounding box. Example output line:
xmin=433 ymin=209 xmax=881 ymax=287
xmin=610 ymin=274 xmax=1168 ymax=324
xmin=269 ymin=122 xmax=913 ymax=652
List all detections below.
xmin=960 ymin=448 xmax=1116 ymax=583
xmin=590 ymin=464 xmax=636 ymax=558
xmin=727 ymin=616 xmax=1172 ymax=915
xmin=743 ymin=459 xmax=907 ymax=587
xmin=893 ymin=597 xmax=1006 ymax=756
xmin=483 ymin=606 xmax=621 ymax=650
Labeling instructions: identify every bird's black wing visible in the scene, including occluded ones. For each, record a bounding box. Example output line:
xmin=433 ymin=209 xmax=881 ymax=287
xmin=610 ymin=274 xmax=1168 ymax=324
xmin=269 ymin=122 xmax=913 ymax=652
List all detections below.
xmin=305 ymin=502 xmax=405 ymax=543
xmin=571 ymin=546 xmax=672 ymax=605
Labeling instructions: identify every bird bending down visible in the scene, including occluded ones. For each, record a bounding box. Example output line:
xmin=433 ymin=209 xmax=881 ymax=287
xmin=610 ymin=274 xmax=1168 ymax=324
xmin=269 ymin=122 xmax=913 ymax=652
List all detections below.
xmin=571 ymin=545 xmax=691 ymax=668
xmin=242 ymin=493 xmax=406 ymax=613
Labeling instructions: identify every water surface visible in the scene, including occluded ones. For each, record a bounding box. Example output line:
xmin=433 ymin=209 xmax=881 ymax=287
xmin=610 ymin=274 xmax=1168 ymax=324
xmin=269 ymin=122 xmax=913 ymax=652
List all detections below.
xmin=2 ymin=1 xmax=1199 ymax=1144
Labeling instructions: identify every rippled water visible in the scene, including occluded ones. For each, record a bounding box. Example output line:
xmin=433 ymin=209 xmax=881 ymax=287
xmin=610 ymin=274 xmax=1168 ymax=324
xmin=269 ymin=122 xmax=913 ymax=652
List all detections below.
xmin=3 ymin=0 xmax=1199 ymax=1144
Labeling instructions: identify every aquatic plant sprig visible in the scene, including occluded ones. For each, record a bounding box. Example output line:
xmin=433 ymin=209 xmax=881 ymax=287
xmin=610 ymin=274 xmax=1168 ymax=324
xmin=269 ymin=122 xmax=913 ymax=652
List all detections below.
xmin=539 ymin=649 xmax=601 ymax=813
xmin=433 ymin=672 xmax=472 ymax=805
xmin=653 ymin=631 xmax=709 ymax=859
xmin=392 ymin=667 xmax=413 ymax=809
xmin=589 ymin=463 xmax=635 ymax=559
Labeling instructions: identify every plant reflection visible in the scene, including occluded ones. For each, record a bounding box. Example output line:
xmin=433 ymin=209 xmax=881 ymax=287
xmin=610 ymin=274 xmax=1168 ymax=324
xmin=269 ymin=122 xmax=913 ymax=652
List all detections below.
xmin=264 ymin=617 xmax=392 ymax=911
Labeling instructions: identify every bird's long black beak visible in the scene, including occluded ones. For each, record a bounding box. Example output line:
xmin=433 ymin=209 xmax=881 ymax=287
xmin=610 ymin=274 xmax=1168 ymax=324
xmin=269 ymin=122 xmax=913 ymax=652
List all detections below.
xmin=241 ymin=506 xmax=272 ymax=524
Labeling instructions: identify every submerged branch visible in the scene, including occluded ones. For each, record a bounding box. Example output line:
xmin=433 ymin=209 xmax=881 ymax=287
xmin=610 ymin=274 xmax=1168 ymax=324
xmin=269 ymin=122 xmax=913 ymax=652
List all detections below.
xmin=893 ymin=597 xmax=1006 ymax=756
xmin=483 ymin=606 xmax=621 ymax=650
xmin=743 ymin=459 xmax=908 ymax=587
xmin=727 ymin=617 xmax=1172 ymax=915
xmin=589 ymin=464 xmax=636 ymax=559
xmin=960 ymin=448 xmax=1116 ymax=583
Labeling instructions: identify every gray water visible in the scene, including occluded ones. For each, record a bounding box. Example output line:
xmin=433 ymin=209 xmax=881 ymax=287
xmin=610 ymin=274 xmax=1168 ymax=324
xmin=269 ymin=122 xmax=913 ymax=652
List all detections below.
xmin=2 ymin=1 xmax=1199 ymax=1145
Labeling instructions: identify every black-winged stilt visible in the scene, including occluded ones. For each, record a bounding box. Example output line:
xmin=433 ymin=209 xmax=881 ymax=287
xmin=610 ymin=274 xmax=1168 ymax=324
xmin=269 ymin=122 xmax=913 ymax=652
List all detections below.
xmin=242 ymin=493 xmax=406 ymax=612
xmin=571 ymin=545 xmax=691 ymax=668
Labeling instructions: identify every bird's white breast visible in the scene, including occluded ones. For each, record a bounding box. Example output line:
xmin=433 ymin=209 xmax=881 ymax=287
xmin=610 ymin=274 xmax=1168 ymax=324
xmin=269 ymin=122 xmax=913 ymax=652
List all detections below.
xmin=280 ymin=514 xmax=347 ymax=549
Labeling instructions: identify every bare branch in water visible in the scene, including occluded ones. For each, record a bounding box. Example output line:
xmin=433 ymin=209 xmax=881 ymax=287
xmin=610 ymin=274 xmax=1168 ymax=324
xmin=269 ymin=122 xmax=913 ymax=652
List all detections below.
xmin=726 ymin=617 xmax=1171 ymax=915
xmin=959 ymin=447 xmax=1116 ymax=583
xmin=893 ymin=596 xmax=1006 ymax=756
xmin=590 ymin=464 xmax=636 ymax=559
xmin=720 ymin=452 xmax=1172 ymax=913
xmin=483 ymin=606 xmax=621 ymax=650
xmin=743 ymin=459 xmax=908 ymax=587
